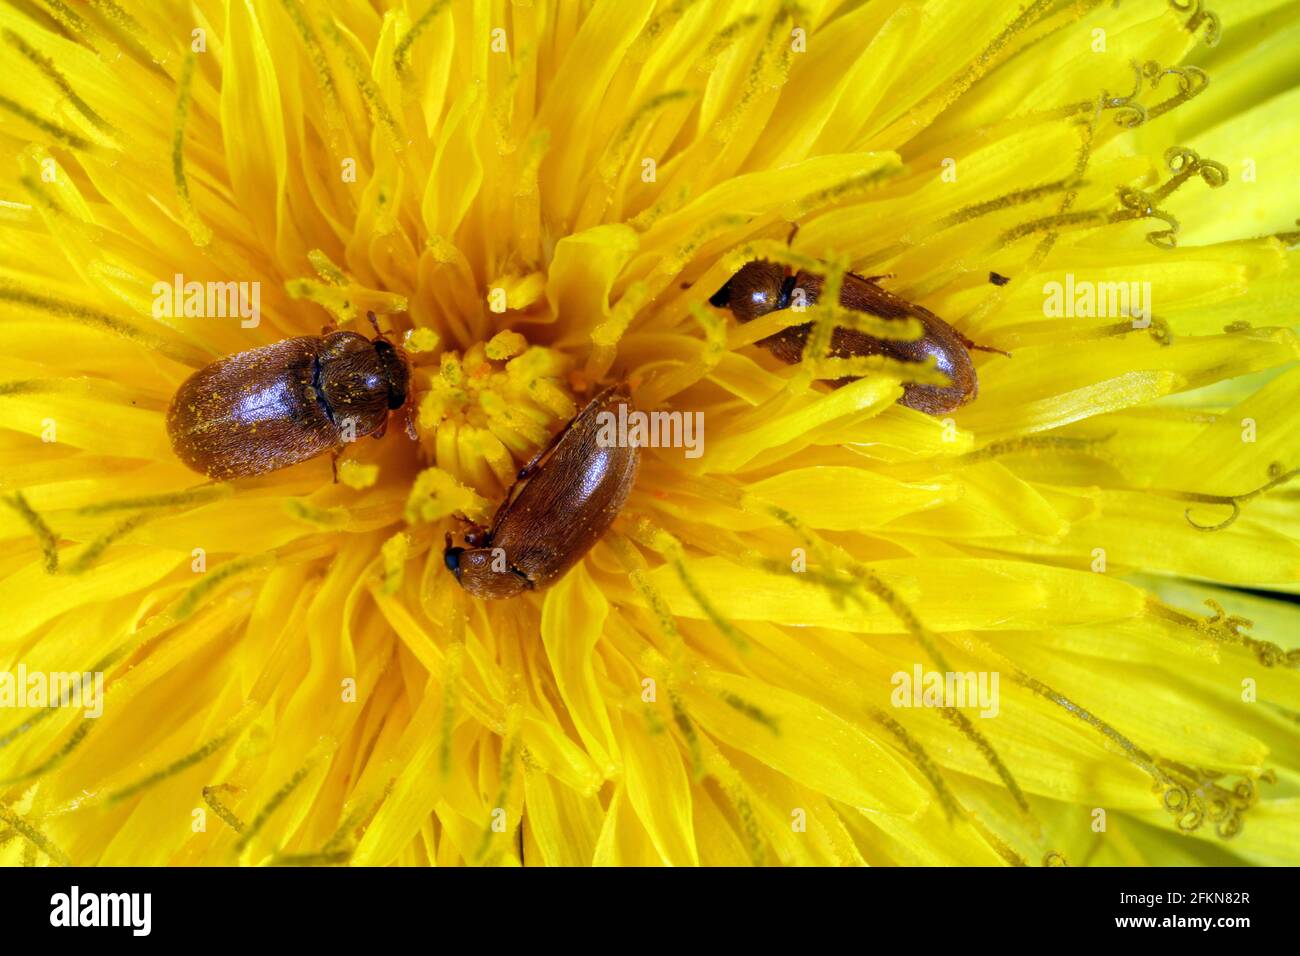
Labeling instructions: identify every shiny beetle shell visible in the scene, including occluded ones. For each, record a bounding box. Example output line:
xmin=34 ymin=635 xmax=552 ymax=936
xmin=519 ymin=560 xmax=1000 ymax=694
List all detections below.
xmin=444 ymin=384 xmax=641 ymax=599
xmin=711 ymin=260 xmax=981 ymax=415
xmin=167 ymin=330 xmax=409 ymax=479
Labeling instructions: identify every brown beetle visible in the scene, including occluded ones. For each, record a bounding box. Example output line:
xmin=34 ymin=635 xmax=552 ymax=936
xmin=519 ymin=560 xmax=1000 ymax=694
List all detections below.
xmin=711 ymin=260 xmax=1004 ymax=414
xmin=444 ymin=384 xmax=640 ymax=599
xmin=167 ymin=316 xmax=410 ymax=479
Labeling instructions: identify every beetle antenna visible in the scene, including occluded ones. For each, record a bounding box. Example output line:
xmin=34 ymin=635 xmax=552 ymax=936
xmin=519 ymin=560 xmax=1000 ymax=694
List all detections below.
xmin=366 ymin=310 xmax=390 ymax=339
xmin=956 ymin=329 xmax=1012 ymax=358
xmin=786 ymin=221 xmax=800 ymax=246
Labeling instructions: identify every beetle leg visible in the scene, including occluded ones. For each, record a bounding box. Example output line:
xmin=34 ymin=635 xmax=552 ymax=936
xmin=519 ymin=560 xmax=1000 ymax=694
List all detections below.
xmin=404 ymin=406 xmax=419 ymax=441
xmin=371 ymin=415 xmax=388 ymax=440
xmin=330 ymin=450 xmax=340 ymax=483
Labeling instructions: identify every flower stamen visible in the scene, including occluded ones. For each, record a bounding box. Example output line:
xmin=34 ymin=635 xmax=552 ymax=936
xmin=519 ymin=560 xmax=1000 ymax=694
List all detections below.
xmin=868 ymin=705 xmax=963 ymax=822
xmin=939 ymin=707 xmax=1033 ymax=818
xmin=630 ymin=518 xmax=751 ymax=654
xmin=172 ymin=51 xmax=211 ymax=247
xmin=1168 ymin=0 xmax=1221 ymax=47
xmin=278 ymin=0 xmax=345 ymax=137
xmin=0 ymin=802 xmax=70 ymax=866
xmin=321 ymin=17 xmax=405 ymax=151
xmin=202 ymin=783 xmax=247 ymax=835
xmin=234 ymin=737 xmax=336 ymax=856
xmin=1173 ymin=463 xmax=1300 ymax=532
xmin=0 ymin=284 xmax=210 ymax=367
xmin=40 ymin=0 xmax=105 ymax=54
xmin=76 ymin=484 xmax=234 ymax=516
xmin=172 ymin=552 xmax=275 ymax=622
xmin=696 ymin=15 xmax=761 ymax=74
xmin=86 ymin=0 xmax=165 ymax=65
xmin=2 ymin=28 xmax=115 ymax=138
xmin=2 ymin=492 xmax=59 ymax=573
xmin=64 ymin=511 xmax=157 ymax=574
xmin=105 ymin=700 xmax=258 ymax=805
xmin=0 ymin=93 xmax=93 ymax=150
xmin=472 ymin=708 xmax=521 ymax=865
xmin=1146 ymin=597 xmax=1300 ymax=669
xmin=0 ymin=719 xmax=94 ymax=786
xmin=393 ymin=0 xmax=452 ymax=77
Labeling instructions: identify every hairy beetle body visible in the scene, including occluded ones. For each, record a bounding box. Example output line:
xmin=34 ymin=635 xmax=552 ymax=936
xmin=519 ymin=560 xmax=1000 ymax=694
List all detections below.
xmin=167 ymin=329 xmax=409 ymax=479
xmin=712 ymin=260 xmax=988 ymax=414
xmin=444 ymin=384 xmax=640 ymax=599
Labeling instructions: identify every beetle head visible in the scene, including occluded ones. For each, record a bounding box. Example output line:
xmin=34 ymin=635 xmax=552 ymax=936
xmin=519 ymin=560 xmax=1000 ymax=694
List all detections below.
xmin=452 ymin=548 xmax=530 ymax=598
xmin=711 ymin=260 xmax=791 ymax=322
xmin=317 ymin=331 xmax=395 ymax=435
xmin=443 ymin=532 xmax=529 ymax=598
xmin=372 ymin=339 xmax=410 ymax=410
xmin=443 ymin=541 xmax=465 ymax=578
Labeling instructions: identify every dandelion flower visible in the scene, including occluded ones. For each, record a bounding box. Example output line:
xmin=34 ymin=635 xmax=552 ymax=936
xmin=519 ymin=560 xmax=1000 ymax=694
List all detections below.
xmin=1 ymin=0 xmax=1298 ymax=867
